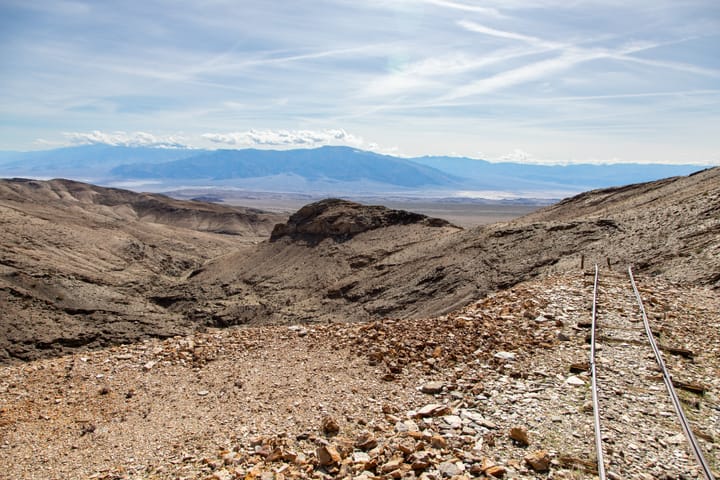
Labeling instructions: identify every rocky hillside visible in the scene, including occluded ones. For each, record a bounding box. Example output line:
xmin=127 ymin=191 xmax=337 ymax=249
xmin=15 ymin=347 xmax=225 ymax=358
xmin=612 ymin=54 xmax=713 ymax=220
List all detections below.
xmin=269 ymin=199 xmax=453 ymax=243
xmin=0 ymin=178 xmax=279 ymax=236
xmin=1 ymin=170 xmax=719 ymax=479
xmin=522 ymin=167 xmax=720 ymax=285
xmin=181 ymin=167 xmax=719 ymax=327
xmin=2 ymin=270 xmax=717 ymax=479
xmin=0 ymin=178 xmax=283 ymax=362
xmin=1 ymin=168 xmax=718 ymax=362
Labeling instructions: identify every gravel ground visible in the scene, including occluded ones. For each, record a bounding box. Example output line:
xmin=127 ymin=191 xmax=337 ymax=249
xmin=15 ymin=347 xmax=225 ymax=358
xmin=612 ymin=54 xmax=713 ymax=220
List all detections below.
xmin=593 ymin=271 xmax=712 ymax=478
xmin=1 ymin=270 xmax=718 ymax=479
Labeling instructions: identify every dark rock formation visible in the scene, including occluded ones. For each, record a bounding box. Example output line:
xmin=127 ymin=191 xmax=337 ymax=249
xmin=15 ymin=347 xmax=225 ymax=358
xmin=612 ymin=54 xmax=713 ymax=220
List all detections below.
xmin=270 ymin=198 xmax=452 ymax=243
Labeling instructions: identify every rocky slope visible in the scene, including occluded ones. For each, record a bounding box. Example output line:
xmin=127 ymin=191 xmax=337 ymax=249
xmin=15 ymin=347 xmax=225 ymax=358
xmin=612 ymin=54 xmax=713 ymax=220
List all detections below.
xmin=182 ymin=168 xmax=719 ymax=327
xmin=1 ymin=270 xmax=717 ymax=479
xmin=1 ymin=168 xmax=718 ymax=362
xmin=521 ymin=167 xmax=720 ymax=286
xmin=269 ymin=199 xmax=453 ymax=243
xmin=0 ymin=178 xmax=279 ymax=236
xmin=1 ymin=170 xmax=719 ymax=479
xmin=0 ymin=178 xmax=283 ymax=362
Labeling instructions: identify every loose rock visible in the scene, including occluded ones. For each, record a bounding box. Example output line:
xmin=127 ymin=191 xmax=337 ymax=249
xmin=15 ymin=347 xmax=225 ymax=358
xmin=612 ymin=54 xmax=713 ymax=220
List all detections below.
xmin=316 ymin=445 xmax=341 ymax=467
xmin=509 ymin=426 xmax=530 ymax=446
xmin=321 ymin=415 xmax=340 ymax=436
xmin=416 ymin=404 xmax=450 ymax=418
xmin=524 ymin=450 xmax=551 ymax=472
xmin=421 ymin=381 xmax=445 ymax=394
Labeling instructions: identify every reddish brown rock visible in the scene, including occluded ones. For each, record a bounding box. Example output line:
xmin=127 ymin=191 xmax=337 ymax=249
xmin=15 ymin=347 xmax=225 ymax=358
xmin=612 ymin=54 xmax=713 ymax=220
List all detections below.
xmin=316 ymin=445 xmax=341 ymax=467
xmin=354 ymin=432 xmax=378 ymax=451
xmin=486 ymin=465 xmax=507 ymax=478
xmin=524 ymin=450 xmax=551 ymax=472
xmin=380 ymin=458 xmax=404 ymax=474
xmin=265 ymin=447 xmax=284 ymax=462
xmin=416 ymin=404 xmax=450 ymax=418
xmin=430 ymin=435 xmax=447 ymax=449
xmin=509 ymin=425 xmax=530 ymax=446
xmin=321 ymin=415 xmax=340 ymax=436
xmin=409 ymin=451 xmax=432 ymax=471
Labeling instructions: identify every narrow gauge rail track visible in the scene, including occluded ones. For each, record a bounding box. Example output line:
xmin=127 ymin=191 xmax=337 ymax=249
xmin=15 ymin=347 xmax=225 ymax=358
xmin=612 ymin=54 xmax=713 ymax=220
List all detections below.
xmin=589 ymin=265 xmax=715 ymax=480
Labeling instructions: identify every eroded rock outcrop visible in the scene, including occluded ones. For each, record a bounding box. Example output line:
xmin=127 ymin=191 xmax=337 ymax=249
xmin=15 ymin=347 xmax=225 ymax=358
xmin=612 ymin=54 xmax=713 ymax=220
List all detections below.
xmin=269 ymin=198 xmax=453 ymax=243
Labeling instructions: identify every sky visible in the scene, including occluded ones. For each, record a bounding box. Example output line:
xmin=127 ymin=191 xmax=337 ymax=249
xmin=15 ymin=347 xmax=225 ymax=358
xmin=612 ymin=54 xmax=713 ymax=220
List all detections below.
xmin=1 ymin=0 xmax=719 ymax=165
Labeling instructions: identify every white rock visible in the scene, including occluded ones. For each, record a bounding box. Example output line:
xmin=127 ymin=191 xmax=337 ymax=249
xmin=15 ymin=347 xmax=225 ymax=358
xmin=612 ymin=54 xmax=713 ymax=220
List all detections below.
xmin=471 ymin=438 xmax=484 ymax=454
xmin=438 ymin=461 xmax=463 ymax=477
xmin=442 ymin=415 xmax=463 ymax=429
xmin=493 ymin=351 xmax=516 ymax=360
xmin=287 ymin=325 xmax=308 ymax=336
xmin=460 ymin=410 xmax=485 ymax=424
xmin=565 ymin=375 xmax=585 ymax=386
xmin=395 ymin=419 xmax=419 ymax=432
xmin=352 ymin=452 xmax=371 ymax=463
xmin=421 ymin=381 xmax=445 ymax=394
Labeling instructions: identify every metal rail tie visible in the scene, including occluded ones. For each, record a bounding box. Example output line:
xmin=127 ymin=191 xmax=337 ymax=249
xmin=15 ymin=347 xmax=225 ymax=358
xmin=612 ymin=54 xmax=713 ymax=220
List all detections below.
xmin=628 ymin=266 xmax=715 ymax=480
xmin=590 ymin=264 xmax=607 ymax=480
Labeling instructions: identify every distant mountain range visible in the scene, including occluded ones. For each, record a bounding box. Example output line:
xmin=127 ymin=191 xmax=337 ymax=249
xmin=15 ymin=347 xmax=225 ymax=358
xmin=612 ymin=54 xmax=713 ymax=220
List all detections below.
xmin=110 ymin=147 xmax=458 ymax=188
xmin=0 ymin=144 xmax=709 ymax=198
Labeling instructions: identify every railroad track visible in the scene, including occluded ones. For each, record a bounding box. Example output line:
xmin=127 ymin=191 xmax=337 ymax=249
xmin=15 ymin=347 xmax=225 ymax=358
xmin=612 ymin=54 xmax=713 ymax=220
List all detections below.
xmin=589 ymin=265 xmax=715 ymax=480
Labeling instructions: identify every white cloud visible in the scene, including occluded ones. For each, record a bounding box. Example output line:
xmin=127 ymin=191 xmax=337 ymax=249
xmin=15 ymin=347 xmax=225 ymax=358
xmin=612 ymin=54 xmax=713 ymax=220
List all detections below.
xmin=64 ymin=130 xmax=189 ymax=148
xmin=441 ymin=49 xmax=600 ymax=100
xmin=363 ymin=49 xmax=546 ymax=98
xmin=496 ymin=148 xmax=541 ymax=163
xmin=53 ymin=128 xmax=404 ymax=155
xmin=457 ymin=20 xmax=562 ymax=48
xmin=420 ymin=0 xmax=502 ymax=16
xmin=201 ymin=129 xmax=366 ymax=148
xmin=490 ymin=149 xmax=632 ymax=165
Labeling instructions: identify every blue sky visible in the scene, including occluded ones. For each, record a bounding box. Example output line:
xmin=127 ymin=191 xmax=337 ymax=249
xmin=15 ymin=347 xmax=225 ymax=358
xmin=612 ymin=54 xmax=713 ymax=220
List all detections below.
xmin=1 ymin=0 xmax=719 ymax=164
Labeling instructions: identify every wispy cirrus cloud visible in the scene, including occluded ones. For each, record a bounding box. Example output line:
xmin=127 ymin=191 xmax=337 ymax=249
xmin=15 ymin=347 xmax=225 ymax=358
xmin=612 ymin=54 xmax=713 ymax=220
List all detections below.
xmin=457 ymin=20 xmax=562 ymax=48
xmin=419 ymin=0 xmax=502 ymax=16
xmin=440 ymin=50 xmax=602 ymax=101
xmin=442 ymin=19 xmax=697 ymax=102
xmin=610 ymin=54 xmax=720 ymax=78
xmin=2 ymin=1 xmax=718 ymax=164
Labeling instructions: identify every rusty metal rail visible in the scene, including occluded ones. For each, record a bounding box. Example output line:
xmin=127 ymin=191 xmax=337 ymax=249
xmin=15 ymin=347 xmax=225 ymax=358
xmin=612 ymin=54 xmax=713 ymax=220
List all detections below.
xmin=589 ymin=264 xmax=606 ymax=480
xmin=628 ymin=266 xmax=714 ymax=480
xmin=589 ymin=265 xmax=715 ymax=480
